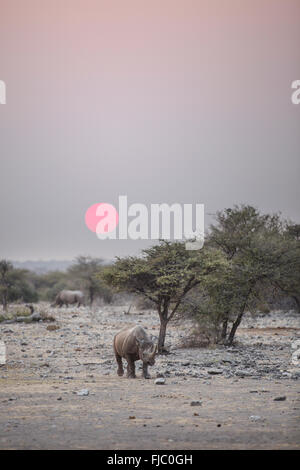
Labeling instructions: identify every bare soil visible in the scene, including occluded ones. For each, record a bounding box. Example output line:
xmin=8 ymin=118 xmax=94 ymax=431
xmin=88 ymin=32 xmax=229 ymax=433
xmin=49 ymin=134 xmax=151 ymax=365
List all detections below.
xmin=0 ymin=305 xmax=299 ymax=449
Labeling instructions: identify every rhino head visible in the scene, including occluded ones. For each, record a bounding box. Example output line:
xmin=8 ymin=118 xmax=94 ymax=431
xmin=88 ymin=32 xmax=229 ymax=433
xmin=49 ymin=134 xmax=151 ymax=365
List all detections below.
xmin=136 ymin=338 xmax=158 ymax=366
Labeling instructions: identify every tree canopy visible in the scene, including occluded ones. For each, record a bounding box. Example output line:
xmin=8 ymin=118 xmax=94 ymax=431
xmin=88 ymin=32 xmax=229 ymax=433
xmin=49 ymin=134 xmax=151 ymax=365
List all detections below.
xmin=102 ymin=240 xmax=227 ymax=352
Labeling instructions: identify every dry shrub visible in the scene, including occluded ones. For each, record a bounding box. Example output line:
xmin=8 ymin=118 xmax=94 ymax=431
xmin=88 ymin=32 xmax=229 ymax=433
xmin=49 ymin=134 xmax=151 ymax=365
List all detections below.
xmin=256 ymin=303 xmax=271 ymax=314
xmin=176 ymin=326 xmax=213 ymax=349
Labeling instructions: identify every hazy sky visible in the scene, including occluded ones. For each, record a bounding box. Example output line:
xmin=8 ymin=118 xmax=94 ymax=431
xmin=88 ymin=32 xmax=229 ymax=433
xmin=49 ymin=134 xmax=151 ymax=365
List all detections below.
xmin=0 ymin=0 xmax=299 ymax=261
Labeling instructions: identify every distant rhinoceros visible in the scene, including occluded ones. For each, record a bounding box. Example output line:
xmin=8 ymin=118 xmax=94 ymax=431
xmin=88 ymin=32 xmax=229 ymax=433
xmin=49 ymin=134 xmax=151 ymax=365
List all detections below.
xmin=113 ymin=325 xmax=158 ymax=379
xmin=52 ymin=290 xmax=85 ymax=308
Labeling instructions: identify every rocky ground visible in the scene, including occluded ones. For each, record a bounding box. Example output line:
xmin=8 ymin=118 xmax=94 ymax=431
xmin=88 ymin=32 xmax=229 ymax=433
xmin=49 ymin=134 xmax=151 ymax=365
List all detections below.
xmin=0 ymin=304 xmax=299 ymax=449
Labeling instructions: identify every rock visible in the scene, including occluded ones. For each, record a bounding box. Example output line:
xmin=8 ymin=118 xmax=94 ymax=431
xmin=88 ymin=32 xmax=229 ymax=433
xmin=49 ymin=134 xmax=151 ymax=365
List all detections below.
xmin=291 ymin=349 xmax=300 ymax=366
xmin=76 ymin=389 xmax=89 ymax=396
xmin=31 ymin=313 xmax=42 ymax=321
xmin=181 ymin=361 xmax=190 ymax=366
xmin=156 ymin=372 xmax=165 ymax=378
xmin=154 ymin=378 xmax=166 ymax=385
xmin=274 ymin=396 xmax=286 ymax=401
xmin=235 ymin=369 xmax=253 ymax=377
xmin=281 ymin=372 xmax=292 ymax=378
xmin=291 ymin=340 xmax=300 ymax=351
xmin=227 ymin=348 xmax=239 ymax=353
xmin=207 ymin=368 xmax=223 ymax=375
xmin=289 ymin=369 xmax=300 ymax=379
xmin=190 ymin=401 xmax=202 ymax=406
xmin=221 ymin=359 xmax=234 ymax=365
xmin=249 ymin=415 xmax=264 ymax=422
xmin=47 ymin=325 xmax=60 ymax=331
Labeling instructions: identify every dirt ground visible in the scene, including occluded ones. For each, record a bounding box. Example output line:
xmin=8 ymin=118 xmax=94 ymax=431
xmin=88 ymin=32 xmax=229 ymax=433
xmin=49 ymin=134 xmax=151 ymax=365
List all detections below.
xmin=0 ymin=305 xmax=299 ymax=449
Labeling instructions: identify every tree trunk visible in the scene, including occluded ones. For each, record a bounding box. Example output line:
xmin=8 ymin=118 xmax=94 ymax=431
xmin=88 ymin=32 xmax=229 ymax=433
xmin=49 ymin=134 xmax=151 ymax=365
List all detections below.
xmin=158 ymin=318 xmax=168 ymax=353
xmin=226 ymin=287 xmax=253 ymax=346
xmin=2 ymin=294 xmax=7 ymax=311
xmin=292 ymin=295 xmax=300 ymax=313
xmin=89 ymin=287 xmax=94 ymax=306
xmin=221 ymin=318 xmax=228 ymax=340
xmin=226 ymin=312 xmax=243 ymax=346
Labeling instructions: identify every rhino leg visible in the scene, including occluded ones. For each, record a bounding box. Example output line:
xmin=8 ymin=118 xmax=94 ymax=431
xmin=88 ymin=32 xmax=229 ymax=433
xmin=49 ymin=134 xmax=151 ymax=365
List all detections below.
xmin=142 ymin=363 xmax=150 ymax=379
xmin=115 ymin=353 xmax=124 ymax=376
xmin=126 ymin=355 xmax=136 ymax=378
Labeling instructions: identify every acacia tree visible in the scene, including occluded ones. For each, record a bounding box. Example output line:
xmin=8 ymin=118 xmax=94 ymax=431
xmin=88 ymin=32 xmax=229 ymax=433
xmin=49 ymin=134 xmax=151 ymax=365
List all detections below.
xmin=0 ymin=260 xmax=13 ymax=310
xmin=207 ymin=205 xmax=300 ymax=344
xmin=101 ymin=241 xmax=226 ymax=353
xmin=273 ymin=223 xmax=300 ymax=312
xmin=0 ymin=260 xmax=37 ymax=310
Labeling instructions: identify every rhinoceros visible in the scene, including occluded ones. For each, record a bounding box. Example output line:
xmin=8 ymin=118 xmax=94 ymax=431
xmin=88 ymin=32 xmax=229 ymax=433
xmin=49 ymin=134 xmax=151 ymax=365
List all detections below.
xmin=113 ymin=325 xmax=158 ymax=379
xmin=52 ymin=290 xmax=85 ymax=307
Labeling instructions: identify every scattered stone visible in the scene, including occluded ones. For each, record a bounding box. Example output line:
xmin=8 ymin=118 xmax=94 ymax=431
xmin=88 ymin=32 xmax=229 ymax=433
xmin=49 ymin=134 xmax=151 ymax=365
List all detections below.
xmin=249 ymin=415 xmax=264 ymax=422
xmin=190 ymin=400 xmax=202 ymax=406
xmin=129 ymin=416 xmax=136 ymax=419
xmin=291 ymin=340 xmax=300 ymax=351
xmin=155 ymin=378 xmax=166 ymax=385
xmin=235 ymin=369 xmax=253 ymax=377
xmin=46 ymin=325 xmax=60 ymax=331
xmin=207 ymin=368 xmax=223 ymax=375
xmin=291 ymin=349 xmax=300 ymax=366
xmin=76 ymin=389 xmax=89 ymax=396
xmin=281 ymin=372 xmax=292 ymax=378
xmin=274 ymin=396 xmax=286 ymax=401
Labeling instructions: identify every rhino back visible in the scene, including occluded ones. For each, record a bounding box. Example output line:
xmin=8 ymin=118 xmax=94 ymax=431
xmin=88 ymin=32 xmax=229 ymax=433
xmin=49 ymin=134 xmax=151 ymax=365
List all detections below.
xmin=60 ymin=290 xmax=83 ymax=302
xmin=114 ymin=325 xmax=148 ymax=356
xmin=72 ymin=290 xmax=84 ymax=299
